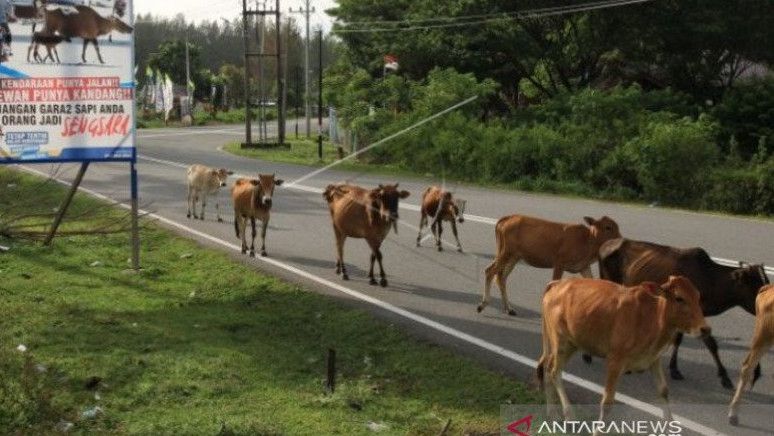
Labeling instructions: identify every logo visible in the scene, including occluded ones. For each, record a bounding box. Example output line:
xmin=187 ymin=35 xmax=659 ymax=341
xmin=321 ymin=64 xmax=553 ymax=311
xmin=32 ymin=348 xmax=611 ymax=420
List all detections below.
xmin=506 ymin=414 xmax=533 ymax=436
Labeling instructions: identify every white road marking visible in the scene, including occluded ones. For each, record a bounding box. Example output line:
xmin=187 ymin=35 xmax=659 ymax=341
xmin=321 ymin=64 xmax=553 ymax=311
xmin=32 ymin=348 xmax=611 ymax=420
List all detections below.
xmin=138 ymin=153 xmax=773 ymax=277
xmin=18 ymin=163 xmax=725 ymax=436
xmin=137 ymin=129 xmax=244 ymax=139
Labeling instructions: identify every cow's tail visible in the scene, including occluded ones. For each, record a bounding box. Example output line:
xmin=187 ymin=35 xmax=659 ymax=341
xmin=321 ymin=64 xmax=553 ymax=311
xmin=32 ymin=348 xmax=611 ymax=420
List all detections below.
xmin=493 ymin=216 xmax=510 ymax=258
xmin=234 ymin=214 xmax=240 ymax=238
xmin=536 ymin=281 xmax=559 ymax=390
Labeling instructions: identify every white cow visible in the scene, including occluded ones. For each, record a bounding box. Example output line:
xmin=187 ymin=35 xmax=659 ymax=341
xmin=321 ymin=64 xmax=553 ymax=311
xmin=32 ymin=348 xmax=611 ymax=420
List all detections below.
xmin=186 ymin=164 xmax=233 ymax=222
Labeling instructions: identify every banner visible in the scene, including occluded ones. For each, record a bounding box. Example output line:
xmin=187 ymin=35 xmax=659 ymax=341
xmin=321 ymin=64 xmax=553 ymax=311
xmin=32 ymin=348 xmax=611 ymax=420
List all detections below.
xmin=0 ymin=0 xmax=135 ymax=163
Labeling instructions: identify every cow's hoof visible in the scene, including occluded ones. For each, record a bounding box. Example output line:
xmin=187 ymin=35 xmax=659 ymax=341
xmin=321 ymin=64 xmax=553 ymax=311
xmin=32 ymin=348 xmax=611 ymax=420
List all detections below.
xmin=669 ymin=368 xmax=684 ymax=381
xmin=457 ymin=247 xmax=463 ymax=253
xmin=186 ymin=213 xmax=191 ymax=218
xmin=729 ymin=415 xmax=739 ymax=426
xmin=335 ymin=269 xmax=341 ymax=275
xmin=261 ymin=251 xmax=267 ymax=257
xmin=379 ymin=278 xmax=387 ymax=287
xmin=582 ymin=354 xmax=593 ymax=365
xmin=507 ymin=309 xmax=517 ymax=316
xmin=217 ymin=218 xmax=224 ymax=223
xmin=342 ymin=273 xmax=349 ymax=281
xmin=437 ymin=246 xmax=443 ymax=252
xmin=200 ymin=216 xmax=205 ymax=221
xmin=241 ymin=248 xmax=247 ymax=254
xmin=193 ymin=215 xmax=199 ymax=219
xmin=249 ymin=251 xmax=255 ymax=258
xmin=721 ymin=376 xmax=734 ymax=390
xmin=369 ymin=277 xmax=378 ymax=285
xmin=416 ymin=242 xmax=420 ymax=247
xmin=476 ymin=304 xmax=484 ymax=313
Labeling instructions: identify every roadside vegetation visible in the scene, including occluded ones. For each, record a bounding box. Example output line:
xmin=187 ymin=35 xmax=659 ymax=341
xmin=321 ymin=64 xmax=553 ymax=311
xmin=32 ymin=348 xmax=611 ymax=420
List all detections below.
xmin=0 ymin=167 xmax=538 ymax=435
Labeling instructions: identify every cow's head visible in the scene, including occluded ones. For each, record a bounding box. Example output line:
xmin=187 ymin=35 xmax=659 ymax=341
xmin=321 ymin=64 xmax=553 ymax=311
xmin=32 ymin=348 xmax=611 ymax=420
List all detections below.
xmin=584 ymin=215 xmax=621 ymax=244
xmin=110 ymin=17 xmax=134 ymax=34
xmin=660 ymin=275 xmax=710 ymax=337
xmin=212 ymin=168 xmax=233 ymax=187
xmin=369 ymin=183 xmax=410 ymax=233
xmin=440 ymin=191 xmax=466 ymax=224
xmin=732 ymin=262 xmax=769 ymax=314
xmin=251 ymin=174 xmax=283 ymax=208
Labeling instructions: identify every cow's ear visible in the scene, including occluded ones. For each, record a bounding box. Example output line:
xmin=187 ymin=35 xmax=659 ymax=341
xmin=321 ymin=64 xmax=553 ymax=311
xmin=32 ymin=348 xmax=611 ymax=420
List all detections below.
xmin=583 ymin=216 xmax=595 ymax=226
xmin=274 ymin=179 xmax=284 ymax=186
xmin=211 ymin=170 xmax=218 ymax=176
xmin=369 ymin=189 xmax=381 ymax=200
xmin=249 ymin=179 xmax=259 ymax=186
xmin=226 ymin=170 xmax=235 ymax=176
xmin=399 ymin=190 xmax=410 ymax=199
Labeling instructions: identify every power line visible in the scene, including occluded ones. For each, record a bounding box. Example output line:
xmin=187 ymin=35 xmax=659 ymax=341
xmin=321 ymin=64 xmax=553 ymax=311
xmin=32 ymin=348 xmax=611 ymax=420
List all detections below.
xmin=333 ymin=0 xmax=652 ymax=34
xmin=336 ymin=0 xmax=632 ymax=27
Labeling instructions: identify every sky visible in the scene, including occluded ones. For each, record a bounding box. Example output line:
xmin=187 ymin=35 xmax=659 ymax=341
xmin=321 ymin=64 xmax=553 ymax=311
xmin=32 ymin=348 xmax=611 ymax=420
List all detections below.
xmin=133 ymin=0 xmax=336 ymax=31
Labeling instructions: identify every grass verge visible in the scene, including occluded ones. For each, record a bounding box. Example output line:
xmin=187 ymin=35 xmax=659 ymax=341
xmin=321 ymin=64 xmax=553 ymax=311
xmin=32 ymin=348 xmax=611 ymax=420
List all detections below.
xmin=0 ymin=167 xmax=538 ymax=435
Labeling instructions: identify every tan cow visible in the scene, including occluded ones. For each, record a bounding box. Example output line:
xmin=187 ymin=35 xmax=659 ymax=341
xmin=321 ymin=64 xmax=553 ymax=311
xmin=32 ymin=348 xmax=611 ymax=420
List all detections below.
xmin=729 ymin=284 xmax=774 ymax=426
xmin=323 ymin=183 xmax=409 ymax=286
xmin=415 ymin=186 xmax=466 ymax=252
xmin=478 ymin=214 xmax=621 ymax=315
xmin=186 ymin=164 xmax=233 ymax=222
xmin=537 ymin=276 xmax=708 ymax=427
xmin=231 ymin=174 xmax=283 ymax=257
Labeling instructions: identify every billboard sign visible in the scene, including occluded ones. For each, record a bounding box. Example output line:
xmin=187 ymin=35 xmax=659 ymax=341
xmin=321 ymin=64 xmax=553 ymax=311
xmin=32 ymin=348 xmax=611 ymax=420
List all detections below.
xmin=0 ymin=0 xmax=134 ymax=163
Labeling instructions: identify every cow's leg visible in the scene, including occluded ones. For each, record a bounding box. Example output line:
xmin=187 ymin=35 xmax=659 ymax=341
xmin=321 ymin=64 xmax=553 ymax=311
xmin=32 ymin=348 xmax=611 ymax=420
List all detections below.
xmin=54 ymin=47 xmax=60 ymax=64
xmin=259 ymin=218 xmax=268 ymax=257
xmin=44 ymin=46 xmax=54 ymax=63
xmin=551 ymin=344 xmax=577 ymax=420
xmin=700 ymin=331 xmax=733 ymax=389
xmin=93 ymin=39 xmax=104 ymax=64
xmin=215 ymin=192 xmax=223 ymax=222
xmin=27 ymin=43 xmax=33 ymax=63
xmin=597 ymin=357 xmax=625 ymax=432
xmin=368 ymin=253 xmax=377 ymax=285
xmin=367 ymin=239 xmax=387 ymax=286
xmin=479 ymin=255 xmax=517 ymax=314
xmin=496 ymin=259 xmax=518 ymax=316
xmin=668 ymin=332 xmax=684 ymax=381
xmin=416 ymin=213 xmax=426 ymax=247
xmin=650 ymin=360 xmax=672 ymax=421
xmin=237 ymin=216 xmax=247 ymax=254
xmin=435 ymin=220 xmax=443 ymax=252
xmin=81 ymin=39 xmax=88 ymax=63
xmin=199 ymin=194 xmax=207 ymax=220
xmin=729 ymin=334 xmax=770 ymax=425
xmin=450 ymin=219 xmax=463 ymax=252
xmin=335 ymin=230 xmax=348 ymax=280
xmin=186 ymin=187 xmax=193 ymax=218
xmin=248 ymin=218 xmax=256 ymax=257
xmin=376 ymin=249 xmax=387 ymax=287
xmin=552 ymin=265 xmax=565 ymax=280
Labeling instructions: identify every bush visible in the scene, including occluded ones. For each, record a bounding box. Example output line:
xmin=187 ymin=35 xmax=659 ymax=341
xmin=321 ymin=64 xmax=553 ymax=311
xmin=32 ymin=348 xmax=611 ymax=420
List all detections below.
xmin=711 ymin=76 xmax=774 ymax=156
xmin=703 ymin=157 xmax=774 ymax=215
xmin=621 ymin=117 xmax=719 ymax=205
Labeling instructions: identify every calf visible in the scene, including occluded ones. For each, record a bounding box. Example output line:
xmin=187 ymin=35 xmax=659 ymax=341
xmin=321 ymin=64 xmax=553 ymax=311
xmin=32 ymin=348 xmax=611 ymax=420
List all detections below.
xmin=231 ymin=174 xmax=283 ymax=257
xmin=186 ymin=164 xmax=233 ymax=222
xmin=415 ymin=186 xmax=466 ymax=252
xmin=537 ymin=276 xmax=708 ymax=427
xmin=728 ymin=284 xmax=774 ymax=426
xmin=323 ymin=183 xmax=409 ymax=286
xmin=598 ymin=238 xmax=769 ymax=388
xmin=27 ymin=31 xmax=71 ymax=64
xmin=478 ymin=214 xmax=620 ymax=315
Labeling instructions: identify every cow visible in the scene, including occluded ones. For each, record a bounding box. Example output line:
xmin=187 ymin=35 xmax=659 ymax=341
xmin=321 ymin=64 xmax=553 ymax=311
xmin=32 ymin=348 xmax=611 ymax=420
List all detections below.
xmin=537 ymin=276 xmax=708 ymax=429
xmin=478 ymin=215 xmax=621 ymax=316
xmin=323 ymin=183 xmax=409 ymax=287
xmin=415 ymin=186 xmax=466 ymax=252
xmin=43 ymin=5 xmax=133 ymax=64
xmin=28 ymin=31 xmax=71 ymax=64
xmin=231 ymin=174 xmax=283 ymax=257
xmin=729 ymin=284 xmax=774 ymax=426
xmin=597 ymin=238 xmax=769 ymax=388
xmin=186 ymin=164 xmax=233 ymax=222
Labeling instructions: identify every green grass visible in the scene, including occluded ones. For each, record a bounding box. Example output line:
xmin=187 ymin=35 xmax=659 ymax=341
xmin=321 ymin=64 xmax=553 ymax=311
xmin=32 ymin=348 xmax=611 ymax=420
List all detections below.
xmin=0 ymin=167 xmax=538 ymax=435
xmin=137 ymin=107 xmax=277 ymax=129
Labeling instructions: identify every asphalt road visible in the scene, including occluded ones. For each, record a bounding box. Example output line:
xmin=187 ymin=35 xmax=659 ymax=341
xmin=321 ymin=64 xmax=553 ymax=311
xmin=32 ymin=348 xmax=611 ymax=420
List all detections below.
xmin=24 ymin=123 xmax=774 ymax=435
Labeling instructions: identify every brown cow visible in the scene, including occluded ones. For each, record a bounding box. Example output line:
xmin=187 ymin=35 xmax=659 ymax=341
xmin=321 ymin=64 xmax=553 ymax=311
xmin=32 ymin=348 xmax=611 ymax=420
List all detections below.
xmin=598 ymin=238 xmax=769 ymax=388
xmin=323 ymin=183 xmax=409 ymax=286
xmin=537 ymin=276 xmax=709 ymax=425
xmin=186 ymin=164 xmax=233 ymax=222
xmin=415 ymin=186 xmax=466 ymax=252
xmin=728 ymin=284 xmax=774 ymax=426
xmin=28 ymin=31 xmax=71 ymax=64
xmin=43 ymin=5 xmax=133 ymax=64
xmin=478 ymin=215 xmax=621 ymax=315
xmin=231 ymin=175 xmax=283 ymax=257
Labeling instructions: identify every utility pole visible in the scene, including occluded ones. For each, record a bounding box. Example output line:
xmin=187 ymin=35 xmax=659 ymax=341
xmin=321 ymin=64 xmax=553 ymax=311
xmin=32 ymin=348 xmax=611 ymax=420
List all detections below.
xmin=185 ymin=33 xmax=191 ymax=113
xmin=276 ymin=0 xmax=285 ymax=145
xmin=241 ymin=0 xmax=252 ymax=146
xmin=295 ymin=65 xmax=300 ymax=138
xmin=255 ymin=0 xmax=266 ymax=142
xmin=317 ymin=29 xmax=323 ymax=160
xmin=290 ymin=0 xmax=313 ymax=138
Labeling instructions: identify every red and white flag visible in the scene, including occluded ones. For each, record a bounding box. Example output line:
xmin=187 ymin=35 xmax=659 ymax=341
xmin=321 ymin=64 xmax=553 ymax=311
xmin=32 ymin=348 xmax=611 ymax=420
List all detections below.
xmin=384 ymin=54 xmax=399 ymax=71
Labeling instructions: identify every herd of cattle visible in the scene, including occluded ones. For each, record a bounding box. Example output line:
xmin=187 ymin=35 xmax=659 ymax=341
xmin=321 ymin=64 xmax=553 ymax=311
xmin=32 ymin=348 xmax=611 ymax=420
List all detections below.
xmin=186 ymin=164 xmax=772 ymax=427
